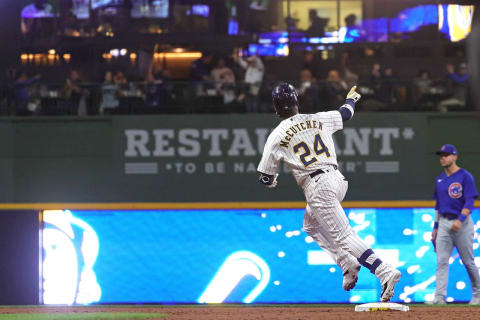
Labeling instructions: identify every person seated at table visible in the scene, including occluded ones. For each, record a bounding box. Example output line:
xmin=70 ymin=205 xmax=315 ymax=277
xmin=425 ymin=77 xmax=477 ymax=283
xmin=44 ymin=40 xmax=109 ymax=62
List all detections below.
xmin=190 ymin=52 xmax=213 ymax=96
xmin=296 ymin=68 xmax=320 ymax=113
xmin=64 ymin=70 xmax=84 ymax=114
xmin=438 ymin=63 xmax=469 ymax=112
xmin=99 ymin=71 xmax=120 ymax=114
xmin=412 ymin=70 xmax=434 ymax=108
xmin=300 ymin=51 xmax=322 ymax=81
xmin=210 ymin=57 xmax=236 ymax=104
xmin=360 ymin=64 xmax=397 ymax=111
xmin=13 ymin=72 xmax=41 ymax=116
xmin=378 ymin=66 xmax=401 ymax=105
xmin=146 ymin=63 xmax=172 ymax=109
xmin=114 ymin=71 xmax=128 ymax=87
xmin=321 ymin=69 xmax=348 ymax=108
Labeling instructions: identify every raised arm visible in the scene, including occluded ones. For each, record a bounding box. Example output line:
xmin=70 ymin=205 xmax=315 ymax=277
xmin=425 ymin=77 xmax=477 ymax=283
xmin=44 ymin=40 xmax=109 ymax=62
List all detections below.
xmin=236 ymin=56 xmax=248 ymax=70
xmin=338 ymin=86 xmax=361 ymax=121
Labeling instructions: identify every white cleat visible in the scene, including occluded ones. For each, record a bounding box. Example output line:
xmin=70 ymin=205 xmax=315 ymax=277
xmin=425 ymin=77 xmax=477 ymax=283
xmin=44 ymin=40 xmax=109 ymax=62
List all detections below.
xmin=380 ymin=269 xmax=401 ymax=302
xmin=343 ymin=264 xmax=361 ymax=291
xmin=469 ymin=296 xmax=480 ymax=305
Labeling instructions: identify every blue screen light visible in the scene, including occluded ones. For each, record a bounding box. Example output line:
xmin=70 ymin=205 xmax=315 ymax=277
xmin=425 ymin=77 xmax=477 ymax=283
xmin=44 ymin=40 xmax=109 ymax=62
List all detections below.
xmin=40 ymin=208 xmax=480 ymax=304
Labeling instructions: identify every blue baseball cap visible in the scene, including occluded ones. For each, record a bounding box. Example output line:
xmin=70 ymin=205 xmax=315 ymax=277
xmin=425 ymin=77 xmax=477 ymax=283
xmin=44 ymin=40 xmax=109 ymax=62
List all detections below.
xmin=436 ymin=144 xmax=457 ymax=155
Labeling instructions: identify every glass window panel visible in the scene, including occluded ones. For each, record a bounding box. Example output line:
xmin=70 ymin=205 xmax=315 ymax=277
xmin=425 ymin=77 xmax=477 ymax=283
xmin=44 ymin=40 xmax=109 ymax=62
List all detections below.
xmin=282 ymin=0 xmax=338 ymax=32
xmin=339 ymin=0 xmax=362 ymax=27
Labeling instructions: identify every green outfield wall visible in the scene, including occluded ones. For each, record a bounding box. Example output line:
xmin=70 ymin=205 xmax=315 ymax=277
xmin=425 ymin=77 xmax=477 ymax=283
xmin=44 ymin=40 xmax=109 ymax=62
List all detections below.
xmin=0 ymin=113 xmax=478 ymax=203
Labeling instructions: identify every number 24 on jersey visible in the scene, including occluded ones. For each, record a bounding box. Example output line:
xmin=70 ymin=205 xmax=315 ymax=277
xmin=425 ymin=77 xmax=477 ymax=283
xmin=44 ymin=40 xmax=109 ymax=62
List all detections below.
xmin=293 ymin=133 xmax=330 ymax=167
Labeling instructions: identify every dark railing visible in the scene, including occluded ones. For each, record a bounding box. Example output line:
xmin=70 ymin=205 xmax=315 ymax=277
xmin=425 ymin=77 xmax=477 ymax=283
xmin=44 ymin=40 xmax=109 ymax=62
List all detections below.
xmin=1 ymin=78 xmax=473 ymax=116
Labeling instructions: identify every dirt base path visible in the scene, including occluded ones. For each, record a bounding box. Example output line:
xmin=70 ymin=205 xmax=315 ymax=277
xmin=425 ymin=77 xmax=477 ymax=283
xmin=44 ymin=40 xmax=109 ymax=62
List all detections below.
xmin=0 ymin=305 xmax=479 ymax=320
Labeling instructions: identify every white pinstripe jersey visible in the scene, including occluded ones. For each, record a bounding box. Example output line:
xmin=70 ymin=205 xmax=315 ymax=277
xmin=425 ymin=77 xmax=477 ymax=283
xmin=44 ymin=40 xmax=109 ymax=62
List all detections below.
xmin=257 ymin=111 xmax=343 ymax=188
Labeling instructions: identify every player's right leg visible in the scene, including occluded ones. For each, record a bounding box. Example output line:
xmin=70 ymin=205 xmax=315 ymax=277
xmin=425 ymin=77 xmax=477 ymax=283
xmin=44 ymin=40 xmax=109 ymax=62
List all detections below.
xmin=452 ymin=216 xmax=480 ymax=304
xmin=429 ymin=217 xmax=454 ymax=304
xmin=304 ymin=205 xmax=360 ymax=291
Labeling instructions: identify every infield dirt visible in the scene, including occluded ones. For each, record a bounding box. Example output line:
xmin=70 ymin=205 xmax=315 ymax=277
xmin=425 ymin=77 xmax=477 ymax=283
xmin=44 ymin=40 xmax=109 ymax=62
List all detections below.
xmin=1 ymin=305 xmax=480 ymax=320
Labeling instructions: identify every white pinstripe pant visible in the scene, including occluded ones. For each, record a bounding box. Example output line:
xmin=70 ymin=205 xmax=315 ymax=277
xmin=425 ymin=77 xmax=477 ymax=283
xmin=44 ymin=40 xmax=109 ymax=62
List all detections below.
xmin=303 ymin=169 xmax=372 ymax=272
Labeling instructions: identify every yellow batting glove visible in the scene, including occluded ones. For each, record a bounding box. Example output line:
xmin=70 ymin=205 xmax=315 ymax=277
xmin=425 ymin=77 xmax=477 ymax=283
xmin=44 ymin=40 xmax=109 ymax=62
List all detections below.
xmin=346 ymin=86 xmax=361 ymax=103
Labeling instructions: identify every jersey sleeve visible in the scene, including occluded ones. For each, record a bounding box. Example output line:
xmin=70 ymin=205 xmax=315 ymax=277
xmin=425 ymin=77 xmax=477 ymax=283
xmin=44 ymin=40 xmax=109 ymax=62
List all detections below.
xmin=433 ymin=187 xmax=439 ymax=210
xmin=257 ymin=133 xmax=282 ymax=175
xmin=464 ymin=173 xmax=479 ymax=199
xmin=314 ymin=111 xmax=344 ymax=133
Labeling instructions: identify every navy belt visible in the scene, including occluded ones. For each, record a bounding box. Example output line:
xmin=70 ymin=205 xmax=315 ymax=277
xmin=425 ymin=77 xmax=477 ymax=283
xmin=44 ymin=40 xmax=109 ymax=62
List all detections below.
xmin=440 ymin=213 xmax=458 ymax=220
xmin=310 ymin=165 xmax=338 ymax=178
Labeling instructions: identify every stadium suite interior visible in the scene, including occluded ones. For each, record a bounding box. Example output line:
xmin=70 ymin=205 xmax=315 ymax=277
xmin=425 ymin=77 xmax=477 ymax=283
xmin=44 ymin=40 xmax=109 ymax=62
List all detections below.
xmin=0 ymin=0 xmax=477 ymax=115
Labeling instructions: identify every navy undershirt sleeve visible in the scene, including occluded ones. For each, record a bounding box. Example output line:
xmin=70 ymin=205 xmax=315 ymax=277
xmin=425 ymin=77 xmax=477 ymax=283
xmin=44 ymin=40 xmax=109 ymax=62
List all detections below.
xmin=338 ymin=99 xmax=355 ymax=121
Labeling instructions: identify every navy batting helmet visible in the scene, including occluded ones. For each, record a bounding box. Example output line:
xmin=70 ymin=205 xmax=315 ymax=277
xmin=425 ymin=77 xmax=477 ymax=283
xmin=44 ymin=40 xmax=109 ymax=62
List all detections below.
xmin=272 ymin=82 xmax=298 ymax=114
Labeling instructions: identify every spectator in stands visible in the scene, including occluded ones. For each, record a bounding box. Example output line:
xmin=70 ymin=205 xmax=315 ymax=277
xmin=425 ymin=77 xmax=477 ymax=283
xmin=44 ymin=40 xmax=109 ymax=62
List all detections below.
xmin=301 ymin=52 xmax=322 ymax=80
xmin=99 ymin=71 xmax=120 ymax=114
xmin=113 ymin=71 xmax=136 ymax=99
xmin=296 ymin=68 xmax=320 ymax=113
xmin=340 ymin=52 xmax=359 ymax=89
xmin=306 ymin=9 xmax=328 ymax=37
xmin=412 ymin=70 xmax=434 ymax=108
xmin=438 ymin=63 xmax=469 ymax=112
xmin=285 ymin=14 xmax=299 ymax=33
xmin=339 ymin=14 xmax=364 ymax=43
xmin=259 ymin=71 xmax=277 ymax=113
xmin=146 ymin=63 xmax=172 ymax=108
xmin=377 ymin=66 xmax=396 ymax=105
xmin=369 ymin=63 xmax=382 ymax=87
xmin=211 ymin=57 xmax=236 ymax=104
xmin=322 ymin=69 xmax=347 ymax=108
xmin=190 ymin=52 xmax=213 ymax=96
xmin=360 ymin=63 xmax=387 ymax=111
xmin=64 ymin=70 xmax=84 ymax=114
xmin=114 ymin=71 xmax=128 ymax=87
xmin=234 ymin=54 xmax=264 ymax=113
xmin=13 ymin=72 xmax=41 ymax=116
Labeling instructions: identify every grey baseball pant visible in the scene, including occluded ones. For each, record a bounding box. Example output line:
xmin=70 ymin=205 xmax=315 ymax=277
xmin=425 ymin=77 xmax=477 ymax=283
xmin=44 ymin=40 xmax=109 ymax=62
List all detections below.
xmin=435 ymin=215 xmax=480 ymax=299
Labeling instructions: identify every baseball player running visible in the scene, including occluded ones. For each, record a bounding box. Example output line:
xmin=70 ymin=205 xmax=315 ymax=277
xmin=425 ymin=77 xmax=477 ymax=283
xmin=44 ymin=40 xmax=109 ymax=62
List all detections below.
xmin=429 ymin=144 xmax=480 ymax=304
xmin=257 ymin=83 xmax=401 ymax=302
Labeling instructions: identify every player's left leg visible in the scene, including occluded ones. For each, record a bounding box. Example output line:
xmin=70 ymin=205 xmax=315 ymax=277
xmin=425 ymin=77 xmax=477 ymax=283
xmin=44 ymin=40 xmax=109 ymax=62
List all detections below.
xmin=453 ymin=215 xmax=480 ymax=304
xmin=305 ymin=171 xmax=401 ymax=301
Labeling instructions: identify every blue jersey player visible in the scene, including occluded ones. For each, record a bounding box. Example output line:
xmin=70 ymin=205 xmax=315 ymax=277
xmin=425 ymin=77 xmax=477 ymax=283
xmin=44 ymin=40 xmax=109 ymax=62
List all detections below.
xmin=428 ymin=144 xmax=480 ymax=304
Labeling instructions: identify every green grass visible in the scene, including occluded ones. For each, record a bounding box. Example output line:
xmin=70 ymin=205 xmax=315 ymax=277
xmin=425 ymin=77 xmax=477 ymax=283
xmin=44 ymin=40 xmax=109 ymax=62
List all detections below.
xmin=0 ymin=313 xmax=166 ymax=320
xmin=0 ymin=302 xmax=476 ymax=320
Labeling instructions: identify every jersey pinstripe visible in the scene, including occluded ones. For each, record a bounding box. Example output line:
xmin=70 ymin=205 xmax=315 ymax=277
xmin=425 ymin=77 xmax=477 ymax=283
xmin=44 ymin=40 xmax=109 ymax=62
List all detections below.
xmin=257 ymin=108 xmax=400 ymax=293
xmin=257 ymin=111 xmax=343 ymax=188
